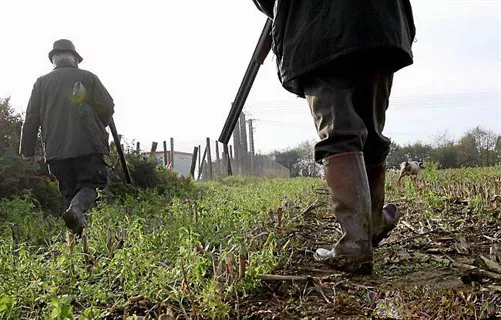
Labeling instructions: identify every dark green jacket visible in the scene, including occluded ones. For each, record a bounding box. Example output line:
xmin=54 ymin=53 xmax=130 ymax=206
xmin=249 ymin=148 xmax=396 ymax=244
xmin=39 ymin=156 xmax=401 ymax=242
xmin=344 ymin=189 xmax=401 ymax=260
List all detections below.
xmin=20 ymin=64 xmax=114 ymax=161
xmin=253 ymin=0 xmax=416 ymax=96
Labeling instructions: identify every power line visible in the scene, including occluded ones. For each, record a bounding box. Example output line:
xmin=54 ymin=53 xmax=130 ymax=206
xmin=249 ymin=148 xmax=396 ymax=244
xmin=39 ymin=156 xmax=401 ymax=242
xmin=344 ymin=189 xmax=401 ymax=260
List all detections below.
xmin=245 ymin=98 xmax=500 ymax=112
xmin=244 ymin=91 xmax=501 ymax=110
xmin=245 ymin=96 xmax=500 ymax=107
xmin=245 ymin=102 xmax=499 ymax=113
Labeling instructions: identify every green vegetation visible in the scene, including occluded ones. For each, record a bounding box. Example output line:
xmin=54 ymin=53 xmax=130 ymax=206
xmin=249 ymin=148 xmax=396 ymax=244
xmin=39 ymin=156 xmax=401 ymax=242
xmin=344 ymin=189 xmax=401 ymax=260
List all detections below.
xmin=2 ymin=97 xmax=500 ymax=318
xmin=0 ymin=177 xmax=319 ymax=319
xmin=387 ymin=163 xmax=500 ymax=224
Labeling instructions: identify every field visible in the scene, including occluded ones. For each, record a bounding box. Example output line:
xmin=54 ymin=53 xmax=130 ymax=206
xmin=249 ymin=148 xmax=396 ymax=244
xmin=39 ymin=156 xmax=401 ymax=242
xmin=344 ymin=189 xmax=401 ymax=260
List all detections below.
xmin=1 ymin=165 xmax=500 ymax=319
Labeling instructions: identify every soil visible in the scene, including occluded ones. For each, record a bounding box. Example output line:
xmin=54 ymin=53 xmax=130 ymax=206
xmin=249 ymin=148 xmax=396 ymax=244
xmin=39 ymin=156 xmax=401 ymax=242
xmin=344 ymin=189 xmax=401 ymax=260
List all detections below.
xmin=236 ymin=188 xmax=501 ymax=319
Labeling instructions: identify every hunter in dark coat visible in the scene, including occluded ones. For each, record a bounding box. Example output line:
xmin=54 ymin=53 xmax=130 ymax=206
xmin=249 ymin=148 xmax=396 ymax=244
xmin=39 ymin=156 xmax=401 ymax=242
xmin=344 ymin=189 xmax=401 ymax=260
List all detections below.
xmin=253 ymin=1 xmax=416 ymax=274
xmin=20 ymin=39 xmax=114 ymax=236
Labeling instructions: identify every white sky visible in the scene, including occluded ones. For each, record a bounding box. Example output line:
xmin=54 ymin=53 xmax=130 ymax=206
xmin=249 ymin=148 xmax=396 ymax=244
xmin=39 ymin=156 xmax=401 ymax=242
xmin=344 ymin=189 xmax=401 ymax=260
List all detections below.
xmin=0 ymin=0 xmax=500 ymax=154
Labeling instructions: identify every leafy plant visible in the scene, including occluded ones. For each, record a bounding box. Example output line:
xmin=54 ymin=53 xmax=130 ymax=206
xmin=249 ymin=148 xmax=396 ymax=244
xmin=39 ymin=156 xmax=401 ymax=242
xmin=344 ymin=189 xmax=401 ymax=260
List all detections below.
xmin=0 ymin=177 xmax=319 ymax=318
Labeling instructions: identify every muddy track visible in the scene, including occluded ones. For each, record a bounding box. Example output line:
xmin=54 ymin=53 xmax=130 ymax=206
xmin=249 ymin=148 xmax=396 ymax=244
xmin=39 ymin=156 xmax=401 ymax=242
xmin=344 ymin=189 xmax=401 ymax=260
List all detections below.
xmin=237 ymin=188 xmax=501 ymax=319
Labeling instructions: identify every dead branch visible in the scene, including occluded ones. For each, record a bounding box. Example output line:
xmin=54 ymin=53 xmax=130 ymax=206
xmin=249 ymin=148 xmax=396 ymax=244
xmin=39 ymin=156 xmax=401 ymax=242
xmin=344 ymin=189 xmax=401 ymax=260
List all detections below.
xmin=256 ymin=274 xmax=312 ymax=281
xmin=180 ymin=260 xmax=198 ymax=319
xmin=445 ymin=259 xmax=501 ymax=281
xmin=302 ymin=199 xmax=320 ymax=215
xmin=312 ymin=279 xmax=331 ymax=303
xmin=379 ymin=229 xmax=441 ymax=247
xmin=127 ymin=296 xmax=145 ymax=304
xmin=480 ymin=255 xmax=501 ymax=274
xmin=256 ymin=273 xmax=343 ymax=282
xmin=483 ymin=235 xmax=500 ymax=242
xmin=401 ymin=220 xmax=421 ymax=234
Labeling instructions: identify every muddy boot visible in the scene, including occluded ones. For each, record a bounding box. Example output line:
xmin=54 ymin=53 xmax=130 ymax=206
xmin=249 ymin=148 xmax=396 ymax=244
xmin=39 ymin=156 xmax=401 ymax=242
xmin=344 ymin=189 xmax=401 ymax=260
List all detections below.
xmin=62 ymin=187 xmax=96 ymax=236
xmin=366 ymin=164 xmax=400 ymax=248
xmin=314 ymin=152 xmax=373 ymax=275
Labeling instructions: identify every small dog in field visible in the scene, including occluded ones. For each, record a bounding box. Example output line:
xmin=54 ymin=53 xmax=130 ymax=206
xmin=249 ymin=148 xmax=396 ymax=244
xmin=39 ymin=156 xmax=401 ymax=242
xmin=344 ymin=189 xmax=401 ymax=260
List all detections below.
xmin=398 ymin=161 xmax=423 ymax=186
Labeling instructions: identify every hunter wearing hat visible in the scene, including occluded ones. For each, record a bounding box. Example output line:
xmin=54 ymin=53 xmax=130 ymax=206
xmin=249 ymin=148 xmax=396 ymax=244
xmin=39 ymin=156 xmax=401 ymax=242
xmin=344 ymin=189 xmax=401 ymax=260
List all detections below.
xmin=20 ymin=39 xmax=114 ymax=236
xmin=252 ymin=1 xmax=416 ymax=274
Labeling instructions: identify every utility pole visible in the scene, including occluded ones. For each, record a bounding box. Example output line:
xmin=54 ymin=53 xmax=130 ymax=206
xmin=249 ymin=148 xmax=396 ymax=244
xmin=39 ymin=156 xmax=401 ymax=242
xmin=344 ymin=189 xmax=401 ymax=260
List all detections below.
xmin=239 ymin=112 xmax=248 ymax=154
xmin=248 ymin=119 xmax=255 ymax=155
xmin=239 ymin=113 xmax=248 ymax=175
xmin=233 ymin=115 xmax=241 ymax=162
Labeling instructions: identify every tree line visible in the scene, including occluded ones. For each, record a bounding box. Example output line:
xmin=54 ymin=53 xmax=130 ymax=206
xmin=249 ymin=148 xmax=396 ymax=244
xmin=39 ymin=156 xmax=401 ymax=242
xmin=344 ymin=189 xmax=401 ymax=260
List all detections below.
xmin=2 ymin=97 xmax=500 ymax=179
xmin=385 ymin=127 xmax=501 ymax=169
xmin=269 ymin=127 xmax=501 ymax=177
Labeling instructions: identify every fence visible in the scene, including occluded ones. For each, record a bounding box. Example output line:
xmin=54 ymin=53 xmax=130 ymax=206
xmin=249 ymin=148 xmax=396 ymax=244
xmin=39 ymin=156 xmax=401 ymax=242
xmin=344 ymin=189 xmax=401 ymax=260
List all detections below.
xmin=196 ymin=112 xmax=290 ymax=179
xmin=196 ymin=139 xmax=290 ymax=180
xmin=130 ymin=112 xmax=289 ymax=180
xmin=132 ymin=137 xmax=289 ymax=180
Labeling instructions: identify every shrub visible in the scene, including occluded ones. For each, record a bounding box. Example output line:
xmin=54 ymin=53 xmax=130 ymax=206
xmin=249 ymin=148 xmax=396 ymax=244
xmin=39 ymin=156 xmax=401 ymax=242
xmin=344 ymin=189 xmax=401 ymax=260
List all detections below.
xmin=0 ymin=97 xmax=22 ymax=152
xmin=0 ymin=96 xmax=193 ymax=215
xmin=106 ymin=150 xmax=195 ymax=201
xmin=0 ymin=151 xmax=64 ymax=215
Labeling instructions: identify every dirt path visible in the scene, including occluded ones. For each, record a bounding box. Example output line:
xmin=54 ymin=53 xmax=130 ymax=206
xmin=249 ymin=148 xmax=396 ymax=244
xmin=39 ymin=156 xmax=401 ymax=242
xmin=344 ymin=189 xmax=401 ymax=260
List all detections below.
xmin=237 ymin=188 xmax=501 ymax=319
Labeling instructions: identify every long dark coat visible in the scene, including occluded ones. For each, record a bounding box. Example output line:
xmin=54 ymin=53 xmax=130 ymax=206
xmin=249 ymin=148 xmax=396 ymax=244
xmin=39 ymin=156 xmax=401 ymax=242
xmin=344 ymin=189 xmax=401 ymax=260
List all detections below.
xmin=252 ymin=0 xmax=416 ymax=96
xmin=20 ymin=63 xmax=114 ymax=161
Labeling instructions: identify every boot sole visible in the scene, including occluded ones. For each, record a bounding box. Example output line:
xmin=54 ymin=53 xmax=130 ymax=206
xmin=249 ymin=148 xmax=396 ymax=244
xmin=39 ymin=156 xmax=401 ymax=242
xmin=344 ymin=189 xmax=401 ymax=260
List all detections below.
xmin=322 ymin=254 xmax=374 ymax=275
xmin=326 ymin=261 xmax=373 ymax=275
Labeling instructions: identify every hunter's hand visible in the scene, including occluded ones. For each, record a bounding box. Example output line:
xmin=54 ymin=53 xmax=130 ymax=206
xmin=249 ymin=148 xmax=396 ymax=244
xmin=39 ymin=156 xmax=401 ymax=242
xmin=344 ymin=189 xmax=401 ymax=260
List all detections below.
xmin=22 ymin=155 xmax=36 ymax=165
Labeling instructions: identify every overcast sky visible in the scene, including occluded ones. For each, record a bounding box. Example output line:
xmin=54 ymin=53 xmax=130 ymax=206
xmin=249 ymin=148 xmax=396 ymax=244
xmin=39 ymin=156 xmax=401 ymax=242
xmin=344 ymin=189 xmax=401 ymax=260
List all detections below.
xmin=0 ymin=0 xmax=500 ymax=154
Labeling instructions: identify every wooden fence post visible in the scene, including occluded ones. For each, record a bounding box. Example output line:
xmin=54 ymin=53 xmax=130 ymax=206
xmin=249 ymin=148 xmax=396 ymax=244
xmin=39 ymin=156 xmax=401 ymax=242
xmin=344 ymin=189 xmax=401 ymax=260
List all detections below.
xmin=206 ymin=137 xmax=213 ymax=179
xmin=150 ymin=141 xmax=158 ymax=159
xmin=163 ymin=141 xmax=168 ymax=166
xmin=170 ymin=137 xmax=175 ymax=169
xmin=250 ymin=153 xmax=255 ymax=176
xmin=197 ymin=146 xmax=208 ymax=180
xmin=224 ymin=143 xmax=232 ymax=176
xmin=198 ymin=144 xmax=201 ymax=173
xmin=215 ymin=141 xmax=220 ymax=177
xmin=221 ymin=144 xmax=227 ymax=178
xmin=190 ymin=146 xmax=199 ymax=179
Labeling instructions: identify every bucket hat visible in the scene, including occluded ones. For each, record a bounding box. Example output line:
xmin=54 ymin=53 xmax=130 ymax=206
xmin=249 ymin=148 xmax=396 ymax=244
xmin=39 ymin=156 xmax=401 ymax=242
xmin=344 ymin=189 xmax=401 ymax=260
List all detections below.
xmin=48 ymin=39 xmax=83 ymax=63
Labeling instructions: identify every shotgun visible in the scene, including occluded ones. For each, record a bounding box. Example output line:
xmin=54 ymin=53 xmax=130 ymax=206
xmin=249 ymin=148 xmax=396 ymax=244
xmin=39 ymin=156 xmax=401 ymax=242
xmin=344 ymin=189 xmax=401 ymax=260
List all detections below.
xmin=218 ymin=19 xmax=272 ymax=145
xmin=108 ymin=119 xmax=133 ymax=184
xmin=73 ymin=82 xmax=133 ymax=185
